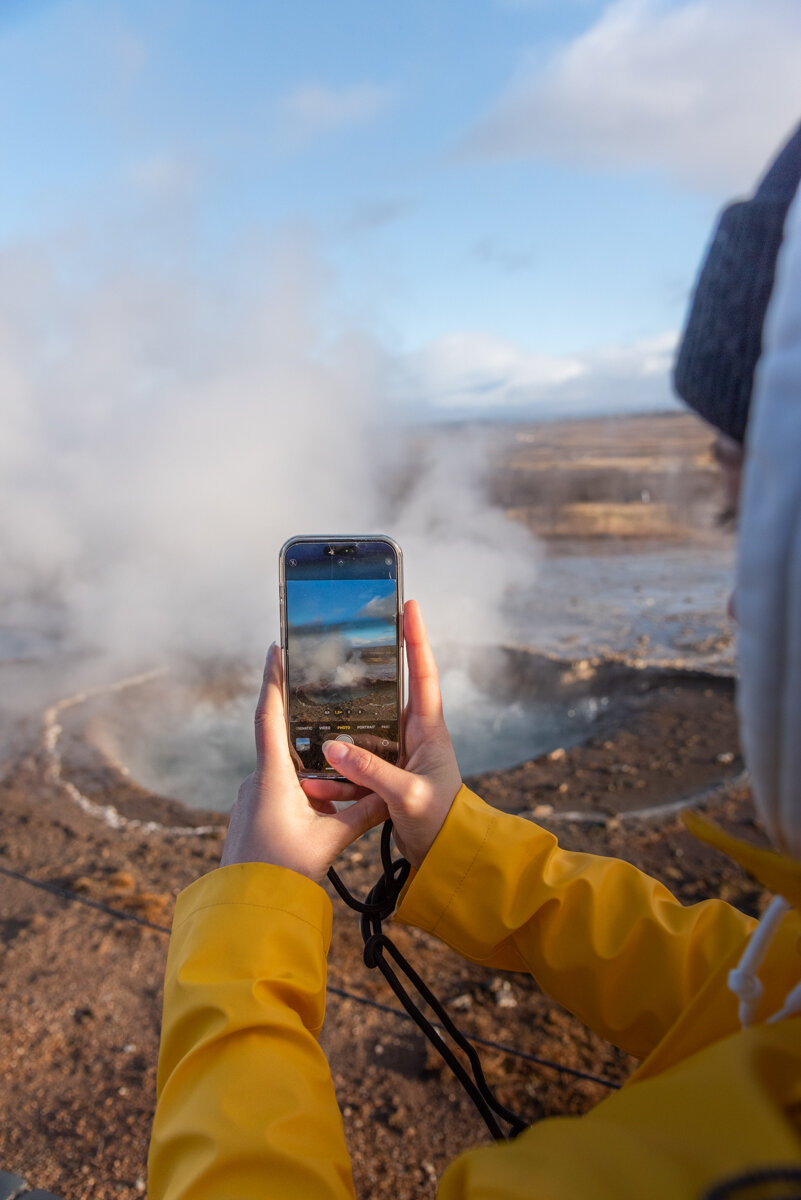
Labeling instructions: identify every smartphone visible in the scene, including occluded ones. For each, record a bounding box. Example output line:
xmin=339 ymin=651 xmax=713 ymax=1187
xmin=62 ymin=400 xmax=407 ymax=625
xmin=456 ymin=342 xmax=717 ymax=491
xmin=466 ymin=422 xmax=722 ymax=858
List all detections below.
xmin=279 ymin=535 xmax=404 ymax=779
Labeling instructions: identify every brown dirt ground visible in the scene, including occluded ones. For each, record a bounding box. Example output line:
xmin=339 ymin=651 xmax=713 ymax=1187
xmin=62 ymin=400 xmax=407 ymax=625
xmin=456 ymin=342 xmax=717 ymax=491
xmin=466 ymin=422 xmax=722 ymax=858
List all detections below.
xmin=0 ymin=671 xmax=769 ymax=1200
xmin=0 ymin=411 xmax=751 ymax=1198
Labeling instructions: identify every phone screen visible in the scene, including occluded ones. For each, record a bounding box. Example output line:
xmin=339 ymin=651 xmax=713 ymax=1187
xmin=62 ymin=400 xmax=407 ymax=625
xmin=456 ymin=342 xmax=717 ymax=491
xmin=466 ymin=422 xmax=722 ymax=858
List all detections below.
xmin=281 ymin=537 xmax=402 ymax=776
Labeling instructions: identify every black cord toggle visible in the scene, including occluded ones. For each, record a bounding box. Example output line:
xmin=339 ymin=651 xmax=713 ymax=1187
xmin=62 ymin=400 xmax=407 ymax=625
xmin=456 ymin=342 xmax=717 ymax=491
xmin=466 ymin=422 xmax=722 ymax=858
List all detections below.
xmin=328 ymin=820 xmax=529 ymax=1142
xmin=362 ymin=933 xmax=385 ymax=970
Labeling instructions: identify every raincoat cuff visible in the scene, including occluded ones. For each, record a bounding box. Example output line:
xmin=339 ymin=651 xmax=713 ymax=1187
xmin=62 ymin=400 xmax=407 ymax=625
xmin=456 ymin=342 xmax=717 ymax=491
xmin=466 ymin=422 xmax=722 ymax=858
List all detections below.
xmin=172 ymin=861 xmax=334 ymax=953
xmin=394 ymin=784 xmax=500 ymax=936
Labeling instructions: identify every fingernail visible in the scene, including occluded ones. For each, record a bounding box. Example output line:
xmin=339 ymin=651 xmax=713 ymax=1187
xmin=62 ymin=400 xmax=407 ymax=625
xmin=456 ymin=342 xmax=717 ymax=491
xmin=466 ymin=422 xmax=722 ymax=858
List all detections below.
xmin=322 ymin=739 xmax=345 ymax=761
xmin=264 ymin=643 xmax=278 ymax=674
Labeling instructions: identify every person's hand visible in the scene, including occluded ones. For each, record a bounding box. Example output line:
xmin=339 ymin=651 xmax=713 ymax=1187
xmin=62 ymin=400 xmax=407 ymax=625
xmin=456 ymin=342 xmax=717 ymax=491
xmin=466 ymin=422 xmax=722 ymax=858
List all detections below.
xmin=220 ymin=645 xmax=388 ymax=883
xmin=303 ymin=600 xmax=462 ymax=868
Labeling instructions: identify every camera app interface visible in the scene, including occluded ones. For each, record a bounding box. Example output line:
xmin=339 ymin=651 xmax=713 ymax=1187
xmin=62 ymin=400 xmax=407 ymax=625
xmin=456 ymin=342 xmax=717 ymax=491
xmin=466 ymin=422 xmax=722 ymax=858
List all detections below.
xmin=285 ymin=542 xmax=399 ymax=773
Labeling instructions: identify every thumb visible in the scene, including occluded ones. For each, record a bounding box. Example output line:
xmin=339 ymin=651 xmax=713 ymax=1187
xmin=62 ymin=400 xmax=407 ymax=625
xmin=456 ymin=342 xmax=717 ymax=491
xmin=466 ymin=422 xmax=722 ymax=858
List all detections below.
xmin=322 ymin=739 xmax=415 ymax=812
xmin=333 ymin=790 xmax=390 ymax=843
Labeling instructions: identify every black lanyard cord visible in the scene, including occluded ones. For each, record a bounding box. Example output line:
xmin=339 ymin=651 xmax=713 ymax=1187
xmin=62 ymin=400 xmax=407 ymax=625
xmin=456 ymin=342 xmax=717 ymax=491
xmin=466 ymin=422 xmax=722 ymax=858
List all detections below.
xmin=328 ymin=820 xmax=529 ymax=1141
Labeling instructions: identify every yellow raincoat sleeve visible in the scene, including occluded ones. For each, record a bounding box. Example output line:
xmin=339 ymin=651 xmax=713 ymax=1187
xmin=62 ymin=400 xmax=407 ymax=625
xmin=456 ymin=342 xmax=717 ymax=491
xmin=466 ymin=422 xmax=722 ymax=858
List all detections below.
xmin=148 ymin=861 xmax=355 ymax=1200
xmin=395 ymin=786 xmax=755 ymax=1060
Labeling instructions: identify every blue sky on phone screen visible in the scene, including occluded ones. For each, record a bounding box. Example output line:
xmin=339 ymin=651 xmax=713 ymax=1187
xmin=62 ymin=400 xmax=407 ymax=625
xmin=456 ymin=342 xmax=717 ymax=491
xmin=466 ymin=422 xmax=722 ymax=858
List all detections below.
xmin=287 ymin=579 xmax=396 ymax=637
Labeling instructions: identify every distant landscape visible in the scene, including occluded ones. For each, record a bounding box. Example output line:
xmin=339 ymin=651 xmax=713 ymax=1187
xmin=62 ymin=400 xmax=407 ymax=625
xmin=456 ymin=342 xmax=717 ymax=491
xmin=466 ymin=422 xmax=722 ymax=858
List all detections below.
xmin=488 ymin=410 xmax=722 ymax=543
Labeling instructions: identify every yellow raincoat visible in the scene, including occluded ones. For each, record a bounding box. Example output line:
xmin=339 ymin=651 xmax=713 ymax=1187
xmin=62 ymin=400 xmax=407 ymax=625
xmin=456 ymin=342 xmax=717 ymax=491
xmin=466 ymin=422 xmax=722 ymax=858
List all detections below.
xmin=148 ymin=786 xmax=801 ymax=1198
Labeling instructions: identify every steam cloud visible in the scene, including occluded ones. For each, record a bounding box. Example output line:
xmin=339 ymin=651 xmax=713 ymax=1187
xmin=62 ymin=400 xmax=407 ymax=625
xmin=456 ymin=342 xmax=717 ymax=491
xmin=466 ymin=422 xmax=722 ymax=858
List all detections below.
xmin=291 ymin=633 xmax=360 ymax=691
xmin=0 ymin=224 xmax=540 ymax=690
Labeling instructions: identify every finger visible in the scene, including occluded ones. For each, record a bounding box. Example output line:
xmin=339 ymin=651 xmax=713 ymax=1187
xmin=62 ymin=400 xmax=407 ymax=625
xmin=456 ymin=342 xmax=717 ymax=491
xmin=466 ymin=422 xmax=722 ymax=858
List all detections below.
xmin=331 ymin=790 xmax=389 ymax=841
xmin=302 ymin=778 xmax=370 ymax=805
xmin=254 ymin=644 xmax=290 ymax=767
xmin=305 ymin=794 xmax=339 ymax=816
xmin=322 ymin=738 xmax=417 ymax=810
xmin=404 ymin=600 xmax=443 ymax=723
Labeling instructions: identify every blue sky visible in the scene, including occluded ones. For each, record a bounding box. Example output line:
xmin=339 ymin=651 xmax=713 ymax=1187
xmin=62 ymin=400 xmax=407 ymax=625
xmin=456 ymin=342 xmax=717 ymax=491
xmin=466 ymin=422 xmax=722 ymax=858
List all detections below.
xmin=2 ymin=0 xmax=801 ymax=418
xmin=287 ymin=579 xmax=396 ymax=630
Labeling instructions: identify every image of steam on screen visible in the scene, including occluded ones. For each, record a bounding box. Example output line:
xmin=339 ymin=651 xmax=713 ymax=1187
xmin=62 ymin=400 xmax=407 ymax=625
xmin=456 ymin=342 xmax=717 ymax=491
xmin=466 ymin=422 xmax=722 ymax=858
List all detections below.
xmin=286 ymin=574 xmax=400 ymax=772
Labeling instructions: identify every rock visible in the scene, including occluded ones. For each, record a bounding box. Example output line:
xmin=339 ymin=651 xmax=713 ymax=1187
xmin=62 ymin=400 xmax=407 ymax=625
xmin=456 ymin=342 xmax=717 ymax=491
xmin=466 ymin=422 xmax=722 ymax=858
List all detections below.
xmin=494 ymin=981 xmax=518 ymax=1009
xmin=108 ymin=870 xmax=136 ymax=890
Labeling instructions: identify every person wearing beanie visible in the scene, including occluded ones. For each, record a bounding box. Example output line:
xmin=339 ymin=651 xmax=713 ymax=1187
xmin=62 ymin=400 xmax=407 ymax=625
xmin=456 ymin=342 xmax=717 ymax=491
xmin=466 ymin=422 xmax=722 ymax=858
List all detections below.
xmin=675 ymin=117 xmax=801 ymax=1031
xmin=148 ymin=128 xmax=801 ymax=1199
xmin=674 ymin=119 xmax=801 ymax=445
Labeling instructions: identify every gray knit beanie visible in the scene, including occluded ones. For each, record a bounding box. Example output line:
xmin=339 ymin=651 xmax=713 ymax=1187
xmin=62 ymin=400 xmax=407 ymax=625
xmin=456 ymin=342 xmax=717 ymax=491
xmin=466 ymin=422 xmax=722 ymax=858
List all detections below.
xmin=673 ymin=121 xmax=801 ymax=444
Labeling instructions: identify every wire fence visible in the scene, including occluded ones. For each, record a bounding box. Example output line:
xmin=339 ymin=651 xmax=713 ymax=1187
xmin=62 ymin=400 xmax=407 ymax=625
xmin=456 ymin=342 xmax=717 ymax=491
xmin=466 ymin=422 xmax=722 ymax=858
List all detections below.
xmin=0 ymin=859 xmax=620 ymax=1090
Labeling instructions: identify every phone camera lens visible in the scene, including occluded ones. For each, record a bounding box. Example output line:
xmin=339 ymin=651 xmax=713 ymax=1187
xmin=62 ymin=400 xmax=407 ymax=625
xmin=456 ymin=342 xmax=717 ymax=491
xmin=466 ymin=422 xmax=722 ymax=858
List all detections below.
xmin=326 ymin=548 xmax=335 ymax=556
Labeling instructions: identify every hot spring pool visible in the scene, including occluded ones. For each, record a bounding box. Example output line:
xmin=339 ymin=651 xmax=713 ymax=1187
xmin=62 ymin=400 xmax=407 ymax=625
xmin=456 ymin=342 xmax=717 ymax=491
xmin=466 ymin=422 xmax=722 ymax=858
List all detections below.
xmin=89 ymin=648 xmax=626 ymax=811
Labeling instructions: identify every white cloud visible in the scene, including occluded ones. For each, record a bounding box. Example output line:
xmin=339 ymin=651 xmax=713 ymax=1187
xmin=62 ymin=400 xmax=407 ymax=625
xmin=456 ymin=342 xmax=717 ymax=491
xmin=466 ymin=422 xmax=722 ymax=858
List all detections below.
xmin=465 ymin=0 xmax=801 ymax=191
xmin=356 ymin=592 xmax=397 ymax=620
xmin=125 ymin=153 xmax=196 ymax=202
xmin=343 ymin=196 xmax=413 ymax=234
xmin=472 ymin=237 xmax=534 ymax=274
xmin=396 ymin=329 xmax=679 ymax=417
xmin=275 ymin=82 xmax=391 ymax=149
